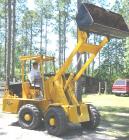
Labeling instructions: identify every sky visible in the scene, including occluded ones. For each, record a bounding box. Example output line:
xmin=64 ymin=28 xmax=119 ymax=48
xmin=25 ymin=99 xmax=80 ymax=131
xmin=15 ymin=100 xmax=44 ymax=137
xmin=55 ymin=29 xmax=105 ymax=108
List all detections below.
xmin=27 ymin=0 xmax=35 ymax=10
xmin=27 ymin=0 xmax=116 ymax=10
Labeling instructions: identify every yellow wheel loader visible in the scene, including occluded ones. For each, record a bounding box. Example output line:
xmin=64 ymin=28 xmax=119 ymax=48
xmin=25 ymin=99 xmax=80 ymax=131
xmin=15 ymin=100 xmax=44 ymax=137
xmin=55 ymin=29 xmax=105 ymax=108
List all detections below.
xmin=2 ymin=3 xmax=129 ymax=136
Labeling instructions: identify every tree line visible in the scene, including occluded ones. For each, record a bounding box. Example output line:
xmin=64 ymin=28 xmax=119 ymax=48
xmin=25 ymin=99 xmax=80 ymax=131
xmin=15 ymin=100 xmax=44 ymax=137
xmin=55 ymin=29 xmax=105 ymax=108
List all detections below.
xmin=0 ymin=0 xmax=129 ymax=89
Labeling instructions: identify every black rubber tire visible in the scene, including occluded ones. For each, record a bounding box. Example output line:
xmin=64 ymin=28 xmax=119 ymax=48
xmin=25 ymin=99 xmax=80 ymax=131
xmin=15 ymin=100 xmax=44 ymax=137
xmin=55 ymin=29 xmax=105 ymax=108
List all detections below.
xmin=81 ymin=104 xmax=100 ymax=130
xmin=115 ymin=93 xmax=121 ymax=96
xmin=44 ymin=107 xmax=67 ymax=136
xmin=126 ymin=93 xmax=129 ymax=97
xmin=18 ymin=104 xmax=42 ymax=130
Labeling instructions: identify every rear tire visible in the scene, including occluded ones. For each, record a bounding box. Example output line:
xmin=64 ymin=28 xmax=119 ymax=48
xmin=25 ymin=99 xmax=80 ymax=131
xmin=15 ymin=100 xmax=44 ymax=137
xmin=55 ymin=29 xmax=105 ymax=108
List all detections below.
xmin=44 ymin=107 xmax=67 ymax=136
xmin=18 ymin=104 xmax=42 ymax=130
xmin=127 ymin=93 xmax=129 ymax=97
xmin=81 ymin=104 xmax=100 ymax=130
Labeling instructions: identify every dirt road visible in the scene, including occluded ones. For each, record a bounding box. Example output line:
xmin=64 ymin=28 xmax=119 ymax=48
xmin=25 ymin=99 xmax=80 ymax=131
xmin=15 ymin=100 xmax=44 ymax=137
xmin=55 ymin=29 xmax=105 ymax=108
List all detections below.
xmin=0 ymin=113 xmax=116 ymax=140
xmin=0 ymin=106 xmax=115 ymax=140
xmin=1 ymin=95 xmax=129 ymax=140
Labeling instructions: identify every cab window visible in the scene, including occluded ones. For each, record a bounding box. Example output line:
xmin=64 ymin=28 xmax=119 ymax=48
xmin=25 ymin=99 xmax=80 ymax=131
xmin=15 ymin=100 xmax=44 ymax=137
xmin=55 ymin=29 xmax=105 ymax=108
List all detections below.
xmin=114 ymin=80 xmax=125 ymax=85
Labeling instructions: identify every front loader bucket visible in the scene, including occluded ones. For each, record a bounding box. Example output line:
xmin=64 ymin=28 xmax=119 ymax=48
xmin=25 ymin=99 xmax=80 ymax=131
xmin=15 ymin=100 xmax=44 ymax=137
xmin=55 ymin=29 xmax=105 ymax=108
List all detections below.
xmin=76 ymin=3 xmax=129 ymax=38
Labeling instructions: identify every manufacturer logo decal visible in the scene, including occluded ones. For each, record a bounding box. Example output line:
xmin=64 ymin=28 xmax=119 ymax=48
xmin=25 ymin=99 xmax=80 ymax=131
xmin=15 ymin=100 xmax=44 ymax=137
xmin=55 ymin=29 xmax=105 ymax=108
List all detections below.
xmin=6 ymin=100 xmax=13 ymax=105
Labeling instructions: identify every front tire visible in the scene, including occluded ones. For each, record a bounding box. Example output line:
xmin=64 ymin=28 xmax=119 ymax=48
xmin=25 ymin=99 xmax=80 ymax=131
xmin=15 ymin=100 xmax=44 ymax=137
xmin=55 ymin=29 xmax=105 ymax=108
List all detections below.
xmin=44 ymin=107 xmax=67 ymax=136
xmin=18 ymin=104 xmax=42 ymax=130
xmin=115 ymin=93 xmax=121 ymax=96
xmin=81 ymin=104 xmax=100 ymax=130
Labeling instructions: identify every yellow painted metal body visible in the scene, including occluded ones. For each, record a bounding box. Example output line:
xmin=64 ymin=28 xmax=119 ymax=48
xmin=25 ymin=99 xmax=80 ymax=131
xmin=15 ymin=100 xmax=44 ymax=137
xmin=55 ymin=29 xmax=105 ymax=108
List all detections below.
xmin=2 ymin=30 xmax=109 ymax=124
xmin=3 ymin=93 xmax=20 ymax=113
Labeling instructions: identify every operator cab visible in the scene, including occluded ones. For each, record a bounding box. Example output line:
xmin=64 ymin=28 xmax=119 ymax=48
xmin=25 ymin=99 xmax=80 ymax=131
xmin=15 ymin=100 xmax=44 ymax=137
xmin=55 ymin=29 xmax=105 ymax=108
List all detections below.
xmin=19 ymin=55 xmax=55 ymax=99
xmin=7 ymin=55 xmax=55 ymax=99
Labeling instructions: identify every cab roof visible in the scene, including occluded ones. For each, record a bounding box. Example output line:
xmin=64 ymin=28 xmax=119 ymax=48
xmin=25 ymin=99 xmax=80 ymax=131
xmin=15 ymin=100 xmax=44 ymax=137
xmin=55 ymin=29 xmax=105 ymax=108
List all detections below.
xmin=19 ymin=55 xmax=55 ymax=62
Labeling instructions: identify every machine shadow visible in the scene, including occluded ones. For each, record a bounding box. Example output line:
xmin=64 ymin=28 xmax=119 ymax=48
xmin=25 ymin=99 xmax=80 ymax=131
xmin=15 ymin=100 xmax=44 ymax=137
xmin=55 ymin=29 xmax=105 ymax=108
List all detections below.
xmin=10 ymin=120 xmax=106 ymax=138
xmin=10 ymin=120 xmax=46 ymax=131
xmin=61 ymin=124 xmax=106 ymax=139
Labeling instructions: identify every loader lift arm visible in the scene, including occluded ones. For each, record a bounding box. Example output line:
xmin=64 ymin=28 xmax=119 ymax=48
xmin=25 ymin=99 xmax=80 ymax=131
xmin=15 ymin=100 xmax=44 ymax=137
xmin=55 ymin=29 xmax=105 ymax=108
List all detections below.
xmin=52 ymin=29 xmax=109 ymax=106
xmin=54 ymin=29 xmax=109 ymax=87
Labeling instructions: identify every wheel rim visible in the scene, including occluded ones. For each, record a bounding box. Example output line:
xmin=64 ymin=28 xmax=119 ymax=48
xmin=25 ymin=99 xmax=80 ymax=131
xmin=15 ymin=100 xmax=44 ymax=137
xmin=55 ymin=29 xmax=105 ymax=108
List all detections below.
xmin=49 ymin=117 xmax=56 ymax=126
xmin=20 ymin=111 xmax=33 ymax=125
xmin=24 ymin=114 xmax=32 ymax=121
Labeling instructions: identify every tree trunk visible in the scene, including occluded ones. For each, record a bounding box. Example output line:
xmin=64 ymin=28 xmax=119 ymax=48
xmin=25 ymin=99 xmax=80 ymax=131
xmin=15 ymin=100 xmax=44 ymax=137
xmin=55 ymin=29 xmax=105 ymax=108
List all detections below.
xmin=25 ymin=22 xmax=28 ymax=55
xmin=92 ymin=34 xmax=96 ymax=76
xmin=12 ymin=0 xmax=16 ymax=80
xmin=115 ymin=39 xmax=118 ymax=74
xmin=84 ymin=52 xmax=87 ymax=93
xmin=63 ymin=4 xmax=68 ymax=63
xmin=87 ymin=53 xmax=90 ymax=75
xmin=84 ymin=53 xmax=87 ymax=75
xmin=6 ymin=0 xmax=12 ymax=85
xmin=107 ymin=44 xmax=111 ymax=82
xmin=92 ymin=61 xmax=95 ymax=76
xmin=104 ymin=81 xmax=107 ymax=94
xmin=4 ymin=0 xmax=7 ymax=80
xmin=45 ymin=18 xmax=48 ymax=55
xmin=76 ymin=0 xmax=82 ymax=102
xmin=99 ymin=52 xmax=100 ymax=74
xmin=98 ymin=82 xmax=101 ymax=95
xmin=0 ymin=20 xmax=1 ymax=72
xmin=30 ymin=16 xmax=32 ymax=70
xmin=63 ymin=18 xmax=66 ymax=63
xmin=45 ymin=17 xmax=48 ymax=73
xmin=58 ymin=10 xmax=61 ymax=67
xmin=40 ymin=11 xmax=43 ymax=53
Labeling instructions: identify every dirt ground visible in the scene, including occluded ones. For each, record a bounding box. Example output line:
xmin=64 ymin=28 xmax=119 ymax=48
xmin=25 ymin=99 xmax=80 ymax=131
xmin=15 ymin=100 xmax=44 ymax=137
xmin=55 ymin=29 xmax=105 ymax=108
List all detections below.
xmin=0 ymin=95 xmax=129 ymax=140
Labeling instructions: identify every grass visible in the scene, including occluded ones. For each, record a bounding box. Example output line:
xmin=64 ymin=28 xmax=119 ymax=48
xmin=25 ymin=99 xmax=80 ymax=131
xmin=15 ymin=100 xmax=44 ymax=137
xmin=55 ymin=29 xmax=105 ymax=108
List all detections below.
xmin=83 ymin=94 xmax=129 ymax=139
